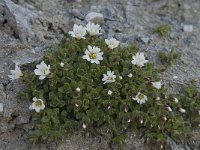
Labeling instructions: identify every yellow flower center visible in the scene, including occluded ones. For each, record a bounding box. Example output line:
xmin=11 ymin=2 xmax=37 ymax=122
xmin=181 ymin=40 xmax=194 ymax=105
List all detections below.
xmin=138 ymin=94 xmax=144 ymax=99
xmin=89 ymin=52 xmax=97 ymax=59
xmin=35 ymin=100 xmax=42 ymax=107
xmin=41 ymin=68 xmax=47 ymax=75
xmin=108 ymin=77 xmax=113 ymax=80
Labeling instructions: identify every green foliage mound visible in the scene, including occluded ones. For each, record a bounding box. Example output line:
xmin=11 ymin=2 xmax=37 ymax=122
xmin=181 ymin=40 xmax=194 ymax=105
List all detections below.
xmin=157 ymin=50 xmax=181 ymax=67
xmin=154 ymin=23 xmax=171 ymax=37
xmin=21 ymin=35 xmax=200 ymax=149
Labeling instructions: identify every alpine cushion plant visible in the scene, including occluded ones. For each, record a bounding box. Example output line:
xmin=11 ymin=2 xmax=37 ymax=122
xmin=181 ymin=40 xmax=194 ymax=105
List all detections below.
xmin=17 ymin=23 xmax=200 ymax=149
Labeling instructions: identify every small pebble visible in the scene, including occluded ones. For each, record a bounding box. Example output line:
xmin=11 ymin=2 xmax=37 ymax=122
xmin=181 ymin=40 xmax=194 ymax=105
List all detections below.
xmin=0 ymin=103 xmax=3 ymax=115
xmin=173 ymin=75 xmax=178 ymax=79
xmin=183 ymin=25 xmax=193 ymax=32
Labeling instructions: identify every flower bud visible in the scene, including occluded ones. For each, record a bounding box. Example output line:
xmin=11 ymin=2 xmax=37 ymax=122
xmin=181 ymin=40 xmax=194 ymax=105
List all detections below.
xmin=60 ymin=62 xmax=64 ymax=67
xmin=128 ymin=73 xmax=133 ymax=78
xmin=76 ymin=87 xmax=81 ymax=92
xmin=108 ymin=90 xmax=112 ymax=95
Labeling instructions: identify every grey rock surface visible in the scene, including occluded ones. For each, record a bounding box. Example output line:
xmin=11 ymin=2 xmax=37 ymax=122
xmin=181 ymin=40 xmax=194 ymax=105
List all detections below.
xmin=0 ymin=0 xmax=200 ymax=150
xmin=4 ymin=0 xmax=38 ymax=43
xmin=85 ymin=12 xmax=104 ymax=24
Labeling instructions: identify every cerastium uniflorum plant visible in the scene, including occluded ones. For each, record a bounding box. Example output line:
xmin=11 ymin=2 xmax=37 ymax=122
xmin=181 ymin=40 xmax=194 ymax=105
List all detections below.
xmin=154 ymin=23 xmax=171 ymax=37
xmin=157 ymin=50 xmax=181 ymax=67
xmin=8 ymin=22 xmax=200 ymax=149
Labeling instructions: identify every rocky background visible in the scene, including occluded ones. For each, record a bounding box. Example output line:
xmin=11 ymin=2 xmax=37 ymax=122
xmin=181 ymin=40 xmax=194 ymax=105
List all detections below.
xmin=0 ymin=0 xmax=200 ymax=149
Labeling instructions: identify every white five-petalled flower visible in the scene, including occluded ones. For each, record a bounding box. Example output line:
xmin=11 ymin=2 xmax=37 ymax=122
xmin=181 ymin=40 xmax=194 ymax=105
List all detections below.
xmin=8 ymin=63 xmax=23 ymax=80
xmin=68 ymin=24 xmax=86 ymax=39
xmin=105 ymin=38 xmax=120 ymax=49
xmin=102 ymin=71 xmax=116 ymax=84
xmin=132 ymin=92 xmax=148 ymax=104
xmin=131 ymin=52 xmax=149 ymax=67
xmin=152 ymin=81 xmax=162 ymax=89
xmin=29 ymin=97 xmax=45 ymax=113
xmin=34 ymin=61 xmax=50 ymax=80
xmin=82 ymin=45 xmax=103 ymax=64
xmin=86 ymin=22 xmax=102 ymax=36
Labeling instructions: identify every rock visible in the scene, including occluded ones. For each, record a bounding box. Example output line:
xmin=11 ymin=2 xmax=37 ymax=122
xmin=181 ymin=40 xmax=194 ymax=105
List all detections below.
xmin=141 ymin=37 xmax=150 ymax=44
xmin=0 ymin=103 xmax=3 ymax=115
xmin=4 ymin=0 xmax=38 ymax=43
xmin=167 ymin=137 xmax=191 ymax=150
xmin=0 ymin=14 xmax=4 ymax=24
xmin=183 ymin=25 xmax=193 ymax=32
xmin=71 ymin=9 xmax=84 ymax=19
xmin=173 ymin=75 xmax=178 ymax=79
xmin=85 ymin=12 xmax=104 ymax=24
xmin=0 ymin=84 xmax=6 ymax=117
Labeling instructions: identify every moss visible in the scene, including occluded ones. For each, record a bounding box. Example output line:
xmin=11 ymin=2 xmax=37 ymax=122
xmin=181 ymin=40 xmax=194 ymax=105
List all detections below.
xmin=154 ymin=23 xmax=171 ymax=37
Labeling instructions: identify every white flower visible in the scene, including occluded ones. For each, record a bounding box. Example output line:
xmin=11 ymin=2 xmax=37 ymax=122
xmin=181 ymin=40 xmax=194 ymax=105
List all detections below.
xmin=174 ymin=97 xmax=179 ymax=103
xmin=156 ymin=97 xmax=160 ymax=100
xmin=76 ymin=87 xmax=81 ymax=92
xmin=86 ymin=22 xmax=102 ymax=36
xmin=119 ymin=76 xmax=123 ymax=80
xmin=167 ymin=106 xmax=172 ymax=112
xmin=8 ymin=63 xmax=23 ymax=80
xmin=108 ymin=90 xmax=113 ymax=95
xmin=29 ymin=97 xmax=45 ymax=113
xmin=132 ymin=92 xmax=148 ymax=104
xmin=179 ymin=108 xmax=186 ymax=113
xmin=34 ymin=61 xmax=50 ymax=80
xmin=82 ymin=45 xmax=103 ymax=64
xmin=128 ymin=73 xmax=133 ymax=78
xmin=131 ymin=52 xmax=149 ymax=67
xmin=68 ymin=24 xmax=86 ymax=39
xmin=102 ymin=71 xmax=116 ymax=84
xmin=82 ymin=123 xmax=86 ymax=129
xmin=164 ymin=116 xmax=167 ymax=121
xmin=152 ymin=81 xmax=162 ymax=89
xmin=105 ymin=38 xmax=120 ymax=49
xmin=60 ymin=62 xmax=64 ymax=67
